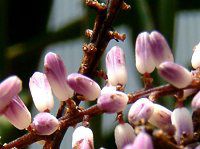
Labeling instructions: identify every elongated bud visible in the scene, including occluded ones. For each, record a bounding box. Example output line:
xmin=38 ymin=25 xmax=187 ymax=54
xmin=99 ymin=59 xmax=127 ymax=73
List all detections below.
xmin=72 ymin=126 xmax=94 ymax=149
xmin=32 ymin=112 xmax=59 ymax=135
xmin=3 ymin=96 xmax=31 ymax=130
xmin=192 ymin=90 xmax=200 ymax=109
xmin=0 ymin=76 xmax=22 ymax=113
xmin=128 ymin=98 xmax=154 ymax=125
xmin=191 ymin=42 xmax=200 ymax=69
xmin=158 ymin=62 xmax=192 ymax=88
xmin=171 ymin=107 xmax=193 ymax=144
xmin=67 ymin=73 xmax=101 ymax=101
xmin=29 ymin=72 xmax=54 ymax=112
xmin=135 ymin=32 xmax=155 ymax=74
xmin=149 ymin=31 xmax=174 ymax=67
xmin=114 ymin=123 xmax=135 ymax=149
xmin=148 ymin=104 xmax=172 ymax=129
xmin=106 ymin=46 xmax=127 ymax=86
xmin=44 ymin=52 xmax=73 ymax=101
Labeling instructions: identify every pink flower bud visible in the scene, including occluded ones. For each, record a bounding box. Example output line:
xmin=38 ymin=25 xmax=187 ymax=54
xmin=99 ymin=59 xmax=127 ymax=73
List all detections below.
xmin=191 ymin=43 xmax=200 ymax=69
xmin=44 ymin=52 xmax=73 ymax=101
xmin=106 ymin=46 xmax=127 ymax=86
xmin=158 ymin=62 xmax=192 ymax=88
xmin=192 ymin=90 xmax=200 ymax=109
xmin=67 ymin=73 xmax=101 ymax=101
xmin=29 ymin=72 xmax=54 ymax=112
xmin=3 ymin=96 xmax=31 ymax=130
xmin=72 ymin=126 xmax=94 ymax=149
xmin=148 ymin=104 xmax=172 ymax=129
xmin=32 ymin=112 xmax=59 ymax=135
xmin=114 ymin=123 xmax=135 ymax=149
xmin=128 ymin=98 xmax=154 ymax=124
xmin=171 ymin=107 xmax=193 ymax=144
xmin=0 ymin=76 xmax=22 ymax=113
xmin=135 ymin=32 xmax=155 ymax=74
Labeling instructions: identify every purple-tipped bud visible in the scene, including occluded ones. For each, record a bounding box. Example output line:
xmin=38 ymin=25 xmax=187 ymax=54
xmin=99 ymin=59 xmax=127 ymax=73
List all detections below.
xmin=114 ymin=123 xmax=135 ymax=149
xmin=44 ymin=52 xmax=73 ymax=101
xmin=171 ymin=107 xmax=193 ymax=144
xmin=0 ymin=76 xmax=22 ymax=113
xmin=106 ymin=46 xmax=127 ymax=86
xmin=32 ymin=112 xmax=59 ymax=135
xmin=149 ymin=31 xmax=174 ymax=67
xmin=67 ymin=73 xmax=101 ymax=101
xmin=191 ymin=90 xmax=200 ymax=109
xmin=148 ymin=104 xmax=172 ymax=129
xmin=191 ymin=43 xmax=200 ymax=69
xmin=128 ymin=98 xmax=154 ymax=125
xmin=29 ymin=72 xmax=54 ymax=112
xmin=72 ymin=126 xmax=94 ymax=149
xmin=158 ymin=62 xmax=192 ymax=88
xmin=3 ymin=96 xmax=31 ymax=130
xmin=135 ymin=32 xmax=155 ymax=74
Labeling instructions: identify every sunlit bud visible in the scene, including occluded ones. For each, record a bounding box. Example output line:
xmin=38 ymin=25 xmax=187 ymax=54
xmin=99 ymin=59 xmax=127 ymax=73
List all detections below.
xmin=29 ymin=72 xmax=54 ymax=112
xmin=158 ymin=62 xmax=192 ymax=88
xmin=171 ymin=107 xmax=193 ymax=144
xmin=3 ymin=96 xmax=31 ymax=130
xmin=191 ymin=43 xmax=200 ymax=69
xmin=72 ymin=126 xmax=94 ymax=149
xmin=149 ymin=31 xmax=174 ymax=67
xmin=148 ymin=104 xmax=172 ymax=129
xmin=183 ymin=89 xmax=197 ymax=100
xmin=114 ymin=123 xmax=135 ymax=149
xmin=67 ymin=73 xmax=101 ymax=101
xmin=44 ymin=52 xmax=73 ymax=101
xmin=192 ymin=90 xmax=200 ymax=109
xmin=32 ymin=112 xmax=59 ymax=135
xmin=128 ymin=98 xmax=154 ymax=125
xmin=135 ymin=32 xmax=155 ymax=74
xmin=0 ymin=76 xmax=22 ymax=113
xmin=101 ymin=85 xmax=116 ymax=95
xmin=106 ymin=46 xmax=127 ymax=86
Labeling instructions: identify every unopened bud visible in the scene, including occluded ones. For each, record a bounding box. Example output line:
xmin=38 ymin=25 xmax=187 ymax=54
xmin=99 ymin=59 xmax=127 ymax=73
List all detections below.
xmin=191 ymin=42 xmax=200 ymax=69
xmin=192 ymin=90 xmax=200 ymax=109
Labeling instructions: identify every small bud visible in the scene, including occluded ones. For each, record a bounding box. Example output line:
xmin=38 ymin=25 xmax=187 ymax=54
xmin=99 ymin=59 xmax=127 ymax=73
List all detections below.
xmin=114 ymin=123 xmax=135 ymax=149
xmin=29 ymin=72 xmax=54 ymax=112
xmin=67 ymin=73 xmax=101 ymax=101
xmin=128 ymin=98 xmax=154 ymax=125
xmin=72 ymin=126 xmax=94 ymax=149
xmin=158 ymin=62 xmax=192 ymax=88
xmin=106 ymin=46 xmax=127 ymax=86
xmin=148 ymin=104 xmax=172 ymax=129
xmin=32 ymin=112 xmax=59 ymax=135
xmin=191 ymin=42 xmax=200 ymax=69
xmin=3 ymin=96 xmax=31 ymax=130
xmin=183 ymin=89 xmax=197 ymax=101
xmin=44 ymin=52 xmax=73 ymax=101
xmin=192 ymin=90 xmax=200 ymax=109
xmin=171 ymin=107 xmax=193 ymax=144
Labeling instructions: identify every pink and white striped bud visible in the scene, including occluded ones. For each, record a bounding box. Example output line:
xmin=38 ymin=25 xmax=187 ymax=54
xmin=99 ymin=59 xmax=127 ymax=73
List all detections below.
xmin=44 ymin=52 xmax=73 ymax=101
xmin=3 ymin=96 xmax=31 ymax=130
xmin=32 ymin=112 xmax=59 ymax=135
xmin=192 ymin=90 xmax=200 ymax=109
xmin=0 ymin=76 xmax=22 ymax=113
xmin=106 ymin=46 xmax=127 ymax=86
xmin=171 ymin=107 xmax=193 ymax=144
xmin=72 ymin=126 xmax=94 ymax=149
xmin=135 ymin=32 xmax=155 ymax=74
xmin=148 ymin=104 xmax=172 ymax=129
xmin=158 ymin=62 xmax=192 ymax=88
xmin=128 ymin=98 xmax=154 ymax=125
xmin=114 ymin=123 xmax=135 ymax=149
xmin=29 ymin=72 xmax=54 ymax=112
xmin=149 ymin=31 xmax=174 ymax=67
xmin=191 ymin=42 xmax=200 ymax=69
xmin=67 ymin=73 xmax=101 ymax=101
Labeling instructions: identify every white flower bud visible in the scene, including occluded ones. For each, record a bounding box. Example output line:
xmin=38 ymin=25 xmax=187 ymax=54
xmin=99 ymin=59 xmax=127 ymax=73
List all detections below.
xmin=191 ymin=42 xmax=200 ymax=69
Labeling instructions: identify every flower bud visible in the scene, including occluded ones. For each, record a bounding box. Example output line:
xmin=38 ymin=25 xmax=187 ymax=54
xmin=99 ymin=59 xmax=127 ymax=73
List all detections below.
xmin=29 ymin=72 xmax=54 ymax=112
xmin=192 ymin=90 xmax=200 ymax=109
xmin=44 ymin=52 xmax=73 ymax=101
xmin=191 ymin=42 xmax=200 ymax=69
xmin=114 ymin=123 xmax=135 ymax=149
xmin=158 ymin=62 xmax=192 ymax=88
xmin=67 ymin=73 xmax=101 ymax=101
xmin=3 ymin=96 xmax=31 ymax=130
xmin=135 ymin=32 xmax=155 ymax=74
xmin=106 ymin=46 xmax=127 ymax=86
xmin=171 ymin=107 xmax=193 ymax=144
xmin=128 ymin=98 xmax=154 ymax=125
xmin=72 ymin=126 xmax=94 ymax=149
xmin=32 ymin=112 xmax=59 ymax=135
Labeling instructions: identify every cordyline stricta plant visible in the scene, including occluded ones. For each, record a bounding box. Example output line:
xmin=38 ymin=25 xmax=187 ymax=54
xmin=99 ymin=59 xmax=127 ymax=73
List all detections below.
xmin=1 ymin=0 xmax=200 ymax=149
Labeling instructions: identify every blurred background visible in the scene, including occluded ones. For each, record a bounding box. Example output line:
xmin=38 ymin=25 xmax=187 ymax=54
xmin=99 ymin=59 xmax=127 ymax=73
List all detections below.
xmin=0 ymin=0 xmax=200 ymax=148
